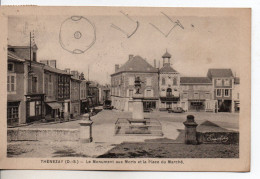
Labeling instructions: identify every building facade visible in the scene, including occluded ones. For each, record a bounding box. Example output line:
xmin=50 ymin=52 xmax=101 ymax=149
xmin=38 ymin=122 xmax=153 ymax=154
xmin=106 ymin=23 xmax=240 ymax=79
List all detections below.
xmin=158 ymin=51 xmax=181 ymax=110
xmin=207 ymin=69 xmax=234 ymax=112
xmin=233 ymin=77 xmax=240 ymax=112
xmin=111 ymin=55 xmax=159 ymax=111
xmin=7 ymin=51 xmax=26 ymax=125
xmin=70 ymin=71 xmax=81 ymax=118
xmin=180 ymin=77 xmax=216 ymax=112
xmin=41 ymin=60 xmax=72 ymax=121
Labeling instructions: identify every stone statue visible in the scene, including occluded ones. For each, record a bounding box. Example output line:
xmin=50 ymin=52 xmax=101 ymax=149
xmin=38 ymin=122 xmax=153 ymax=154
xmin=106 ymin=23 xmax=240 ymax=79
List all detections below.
xmin=134 ymin=76 xmax=142 ymax=94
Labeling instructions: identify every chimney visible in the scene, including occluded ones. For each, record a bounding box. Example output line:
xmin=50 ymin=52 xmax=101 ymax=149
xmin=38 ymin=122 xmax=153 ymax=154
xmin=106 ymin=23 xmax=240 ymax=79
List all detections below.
xmin=129 ymin=54 xmax=134 ymax=60
xmin=49 ymin=60 xmax=57 ymax=68
xmin=40 ymin=60 xmax=49 ymax=66
xmin=154 ymin=59 xmax=156 ymax=68
xmin=65 ymin=68 xmax=70 ymax=74
xmin=115 ymin=64 xmax=119 ymax=72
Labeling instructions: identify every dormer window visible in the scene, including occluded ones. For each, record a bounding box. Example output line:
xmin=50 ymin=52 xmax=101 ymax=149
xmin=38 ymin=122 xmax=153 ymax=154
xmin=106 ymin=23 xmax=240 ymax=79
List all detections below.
xmin=224 ymin=79 xmax=230 ymax=86
xmin=216 ymin=79 xmax=222 ymax=86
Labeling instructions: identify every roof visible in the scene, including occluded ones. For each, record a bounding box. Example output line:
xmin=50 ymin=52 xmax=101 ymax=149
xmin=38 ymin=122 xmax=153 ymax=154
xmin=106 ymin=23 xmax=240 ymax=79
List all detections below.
xmin=162 ymin=50 xmax=172 ymax=58
xmin=44 ymin=65 xmax=71 ymax=75
xmin=112 ymin=55 xmax=158 ymax=75
xmin=234 ymin=77 xmax=240 ymax=84
xmin=71 ymin=76 xmax=82 ymax=81
xmin=8 ymin=51 xmax=25 ymax=62
xmin=207 ymin=69 xmax=234 ymax=78
xmin=180 ymin=77 xmax=212 ymax=84
xmin=159 ymin=63 xmax=178 ymax=73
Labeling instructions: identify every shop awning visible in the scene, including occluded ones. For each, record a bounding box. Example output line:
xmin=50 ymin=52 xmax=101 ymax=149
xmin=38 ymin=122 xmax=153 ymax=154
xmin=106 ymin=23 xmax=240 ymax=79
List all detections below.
xmin=47 ymin=102 xmax=62 ymax=109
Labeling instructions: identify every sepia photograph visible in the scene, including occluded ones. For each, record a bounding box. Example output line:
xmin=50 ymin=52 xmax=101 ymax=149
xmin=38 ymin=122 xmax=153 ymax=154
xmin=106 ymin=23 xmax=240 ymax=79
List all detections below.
xmin=0 ymin=6 xmax=251 ymax=171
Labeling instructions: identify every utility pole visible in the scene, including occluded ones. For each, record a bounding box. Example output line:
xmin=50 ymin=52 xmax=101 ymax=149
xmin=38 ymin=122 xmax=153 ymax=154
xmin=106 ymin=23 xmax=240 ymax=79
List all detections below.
xmin=29 ymin=32 xmax=32 ymax=72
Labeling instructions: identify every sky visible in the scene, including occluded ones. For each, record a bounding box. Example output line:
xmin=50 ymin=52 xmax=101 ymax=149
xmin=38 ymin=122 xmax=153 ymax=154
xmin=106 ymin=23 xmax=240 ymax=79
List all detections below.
xmin=8 ymin=13 xmax=240 ymax=84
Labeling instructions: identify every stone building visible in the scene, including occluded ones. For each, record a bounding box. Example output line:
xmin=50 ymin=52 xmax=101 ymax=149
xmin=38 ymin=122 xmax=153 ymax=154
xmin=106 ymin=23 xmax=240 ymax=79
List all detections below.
xmin=207 ymin=69 xmax=234 ymax=112
xmin=180 ymin=77 xmax=216 ymax=112
xmin=7 ymin=51 xmax=27 ymax=125
xmin=111 ymin=55 xmax=159 ymax=111
xmin=70 ymin=71 xmax=81 ymax=118
xmin=233 ymin=77 xmax=240 ymax=112
xmin=41 ymin=60 xmax=71 ymax=121
xmin=158 ymin=51 xmax=181 ymax=110
xmin=8 ymin=45 xmax=45 ymax=123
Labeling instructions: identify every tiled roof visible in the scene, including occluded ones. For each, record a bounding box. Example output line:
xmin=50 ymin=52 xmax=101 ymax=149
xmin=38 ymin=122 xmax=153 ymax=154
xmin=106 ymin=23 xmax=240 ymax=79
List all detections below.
xmin=180 ymin=77 xmax=212 ymax=84
xmin=207 ymin=69 xmax=234 ymax=78
xmin=8 ymin=51 xmax=25 ymax=62
xmin=44 ymin=65 xmax=71 ymax=75
xmin=112 ymin=55 xmax=158 ymax=75
xmin=162 ymin=50 xmax=171 ymax=58
xmin=159 ymin=63 xmax=178 ymax=73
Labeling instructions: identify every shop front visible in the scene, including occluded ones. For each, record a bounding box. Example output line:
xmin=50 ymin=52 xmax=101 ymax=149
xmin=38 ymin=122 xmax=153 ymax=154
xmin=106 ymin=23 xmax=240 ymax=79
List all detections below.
xmin=7 ymin=101 xmax=20 ymax=125
xmin=25 ymin=94 xmax=44 ymax=123
xmin=188 ymin=100 xmax=205 ymax=111
xmin=80 ymin=99 xmax=89 ymax=114
xmin=159 ymin=96 xmax=180 ymax=110
xmin=45 ymin=102 xmax=62 ymax=121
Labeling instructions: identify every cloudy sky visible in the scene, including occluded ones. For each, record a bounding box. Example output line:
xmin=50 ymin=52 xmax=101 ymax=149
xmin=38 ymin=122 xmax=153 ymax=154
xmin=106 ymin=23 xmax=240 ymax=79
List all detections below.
xmin=8 ymin=13 xmax=240 ymax=84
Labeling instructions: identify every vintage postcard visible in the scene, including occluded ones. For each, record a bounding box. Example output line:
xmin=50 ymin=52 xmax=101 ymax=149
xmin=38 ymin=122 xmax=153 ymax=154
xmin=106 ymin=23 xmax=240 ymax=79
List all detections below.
xmin=0 ymin=6 xmax=251 ymax=171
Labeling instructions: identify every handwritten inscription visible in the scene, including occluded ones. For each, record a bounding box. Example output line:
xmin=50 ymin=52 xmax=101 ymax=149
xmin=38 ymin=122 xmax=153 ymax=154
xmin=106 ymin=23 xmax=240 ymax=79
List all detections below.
xmin=206 ymin=134 xmax=229 ymax=143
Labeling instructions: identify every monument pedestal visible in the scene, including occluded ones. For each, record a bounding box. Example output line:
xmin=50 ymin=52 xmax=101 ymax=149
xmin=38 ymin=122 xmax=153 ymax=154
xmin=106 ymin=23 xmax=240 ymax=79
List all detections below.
xmin=115 ymin=94 xmax=163 ymax=136
xmin=79 ymin=119 xmax=93 ymax=143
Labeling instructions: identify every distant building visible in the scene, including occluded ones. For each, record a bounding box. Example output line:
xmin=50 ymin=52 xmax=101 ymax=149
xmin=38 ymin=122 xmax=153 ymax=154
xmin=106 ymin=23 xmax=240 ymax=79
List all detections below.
xmin=88 ymin=81 xmax=100 ymax=107
xmin=233 ymin=77 xmax=240 ymax=112
xmin=80 ymin=79 xmax=88 ymax=114
xmin=98 ymin=84 xmax=111 ymax=104
xmin=111 ymin=55 xmax=159 ymax=111
xmin=42 ymin=60 xmax=71 ymax=121
xmin=70 ymin=71 xmax=81 ymax=118
xmin=207 ymin=69 xmax=234 ymax=112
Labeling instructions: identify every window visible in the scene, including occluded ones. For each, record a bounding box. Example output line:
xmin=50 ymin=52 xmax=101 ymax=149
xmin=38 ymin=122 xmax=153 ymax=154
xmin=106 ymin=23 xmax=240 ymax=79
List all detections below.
xmin=7 ymin=106 xmax=19 ymax=120
xmin=129 ymin=77 xmax=134 ymax=85
xmin=216 ymin=89 xmax=222 ymax=97
xmin=129 ymin=89 xmax=134 ymax=97
xmin=183 ymin=93 xmax=188 ymax=99
xmin=8 ymin=63 xmax=14 ymax=72
xmin=194 ymin=93 xmax=199 ymax=99
xmin=49 ymin=74 xmax=52 ymax=82
xmin=7 ymin=74 xmax=16 ymax=92
xmin=224 ymin=89 xmax=230 ymax=97
xmin=216 ymin=79 xmax=222 ymax=86
xmin=173 ymin=77 xmax=177 ymax=86
xmin=224 ymin=79 xmax=230 ymax=86
xmin=205 ymin=93 xmax=210 ymax=99
xmin=166 ymin=88 xmax=172 ymax=97
xmin=162 ymin=77 xmax=166 ymax=85
xmin=146 ymin=89 xmax=153 ymax=97
xmin=146 ymin=77 xmax=152 ymax=86
xmin=32 ymin=76 xmax=37 ymax=93
xmin=33 ymin=52 xmax=36 ymax=61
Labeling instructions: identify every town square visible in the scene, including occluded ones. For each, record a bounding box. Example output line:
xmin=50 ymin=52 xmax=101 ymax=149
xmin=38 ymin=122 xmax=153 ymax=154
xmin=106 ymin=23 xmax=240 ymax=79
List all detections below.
xmin=6 ymin=10 xmax=241 ymax=159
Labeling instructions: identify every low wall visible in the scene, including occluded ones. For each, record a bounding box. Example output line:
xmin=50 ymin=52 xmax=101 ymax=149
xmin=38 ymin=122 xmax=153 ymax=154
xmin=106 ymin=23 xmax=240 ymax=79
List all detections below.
xmin=8 ymin=128 xmax=79 ymax=142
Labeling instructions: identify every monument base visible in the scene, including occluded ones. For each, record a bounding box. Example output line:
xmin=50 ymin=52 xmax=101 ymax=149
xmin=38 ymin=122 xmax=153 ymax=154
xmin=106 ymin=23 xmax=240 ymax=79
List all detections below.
xmin=115 ymin=118 xmax=163 ymax=136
